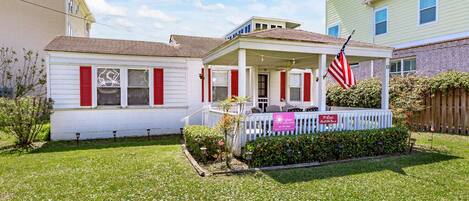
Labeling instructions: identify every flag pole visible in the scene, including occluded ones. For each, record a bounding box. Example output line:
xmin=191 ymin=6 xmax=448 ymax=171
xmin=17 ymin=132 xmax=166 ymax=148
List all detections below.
xmin=321 ymin=29 xmax=356 ymax=79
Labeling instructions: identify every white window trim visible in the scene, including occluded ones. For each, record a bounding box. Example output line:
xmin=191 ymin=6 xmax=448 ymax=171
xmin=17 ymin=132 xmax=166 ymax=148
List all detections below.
xmin=211 ymin=70 xmax=230 ymax=103
xmin=390 ymin=57 xmax=417 ymax=76
xmin=374 ymin=6 xmax=388 ymax=36
xmin=127 ymin=68 xmax=151 ymax=107
xmin=418 ymin=0 xmax=438 ymax=26
xmin=327 ymin=22 xmax=340 ymax=38
xmin=94 ymin=66 xmax=154 ymax=109
xmin=289 ymin=73 xmax=303 ymax=103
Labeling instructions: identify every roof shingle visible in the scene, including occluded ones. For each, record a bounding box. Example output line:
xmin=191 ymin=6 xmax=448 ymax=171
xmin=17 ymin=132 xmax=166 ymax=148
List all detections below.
xmin=244 ymin=28 xmax=392 ymax=49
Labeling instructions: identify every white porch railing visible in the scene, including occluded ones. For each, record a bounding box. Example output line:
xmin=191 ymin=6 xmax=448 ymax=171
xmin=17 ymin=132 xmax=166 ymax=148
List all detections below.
xmin=205 ymin=109 xmax=393 ymax=155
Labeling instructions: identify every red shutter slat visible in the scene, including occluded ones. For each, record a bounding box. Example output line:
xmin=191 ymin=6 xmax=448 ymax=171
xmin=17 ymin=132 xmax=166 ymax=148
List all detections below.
xmin=154 ymin=68 xmax=164 ymax=105
xmin=304 ymin=72 xmax=311 ymax=102
xmin=231 ymin=70 xmax=238 ymax=97
xmin=280 ymin=71 xmax=286 ymax=102
xmin=79 ymin=66 xmax=92 ymax=106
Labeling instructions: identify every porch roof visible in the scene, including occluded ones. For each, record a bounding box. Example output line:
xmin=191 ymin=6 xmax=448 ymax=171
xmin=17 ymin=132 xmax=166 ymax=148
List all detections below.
xmin=203 ymin=28 xmax=394 ymax=68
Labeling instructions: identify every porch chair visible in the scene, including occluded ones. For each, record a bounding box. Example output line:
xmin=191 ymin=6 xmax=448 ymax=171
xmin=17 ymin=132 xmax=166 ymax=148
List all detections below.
xmin=287 ymin=107 xmax=303 ymax=112
xmin=251 ymin=107 xmax=262 ymax=113
xmin=304 ymin=106 xmax=319 ymax=112
xmin=265 ymin=105 xmax=281 ymax=113
xmin=282 ymin=104 xmax=295 ymax=112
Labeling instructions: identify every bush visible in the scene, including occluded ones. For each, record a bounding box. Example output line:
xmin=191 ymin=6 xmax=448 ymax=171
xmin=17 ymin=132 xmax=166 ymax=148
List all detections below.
xmin=0 ymin=97 xmax=52 ymax=146
xmin=245 ymin=127 xmax=410 ymax=167
xmin=37 ymin=123 xmax=51 ymax=141
xmin=184 ymin=125 xmax=224 ymax=162
xmin=327 ymin=75 xmax=430 ymax=126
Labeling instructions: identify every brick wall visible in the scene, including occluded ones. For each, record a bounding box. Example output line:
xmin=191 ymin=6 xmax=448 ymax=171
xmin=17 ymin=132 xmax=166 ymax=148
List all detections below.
xmin=353 ymin=37 xmax=469 ymax=80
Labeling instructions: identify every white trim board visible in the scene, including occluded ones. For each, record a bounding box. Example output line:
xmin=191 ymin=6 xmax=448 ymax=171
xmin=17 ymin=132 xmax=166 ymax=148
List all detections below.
xmin=393 ymin=31 xmax=469 ymax=49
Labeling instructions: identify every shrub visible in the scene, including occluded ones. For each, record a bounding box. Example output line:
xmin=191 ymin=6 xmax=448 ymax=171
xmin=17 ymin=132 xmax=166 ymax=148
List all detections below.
xmin=245 ymin=127 xmax=410 ymax=167
xmin=184 ymin=125 xmax=224 ymax=162
xmin=0 ymin=97 xmax=52 ymax=146
xmin=327 ymin=75 xmax=430 ymax=126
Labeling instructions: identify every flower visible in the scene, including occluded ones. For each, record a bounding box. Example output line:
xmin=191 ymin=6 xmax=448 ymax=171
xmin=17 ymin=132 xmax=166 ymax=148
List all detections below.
xmin=218 ymin=140 xmax=225 ymax=147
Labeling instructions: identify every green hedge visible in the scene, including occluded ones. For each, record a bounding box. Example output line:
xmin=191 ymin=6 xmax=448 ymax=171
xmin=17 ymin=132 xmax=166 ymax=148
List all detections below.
xmin=183 ymin=125 xmax=224 ymax=162
xmin=245 ymin=127 xmax=410 ymax=167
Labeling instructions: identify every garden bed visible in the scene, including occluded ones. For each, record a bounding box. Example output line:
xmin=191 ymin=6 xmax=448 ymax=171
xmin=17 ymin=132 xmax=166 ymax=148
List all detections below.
xmin=182 ymin=126 xmax=412 ymax=176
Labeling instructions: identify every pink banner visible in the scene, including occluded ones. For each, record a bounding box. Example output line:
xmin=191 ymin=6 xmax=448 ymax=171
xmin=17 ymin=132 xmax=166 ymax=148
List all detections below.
xmin=273 ymin=112 xmax=296 ymax=132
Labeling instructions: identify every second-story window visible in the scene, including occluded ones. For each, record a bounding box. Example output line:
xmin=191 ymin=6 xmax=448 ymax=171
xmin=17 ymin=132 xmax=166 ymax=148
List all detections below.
xmin=374 ymin=7 xmax=388 ymax=35
xmin=420 ymin=0 xmax=437 ymax=24
xmin=328 ymin=24 xmax=339 ymax=38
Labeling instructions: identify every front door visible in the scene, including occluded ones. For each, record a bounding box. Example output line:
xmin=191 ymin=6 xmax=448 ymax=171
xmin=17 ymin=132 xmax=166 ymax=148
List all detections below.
xmin=258 ymin=74 xmax=269 ymax=111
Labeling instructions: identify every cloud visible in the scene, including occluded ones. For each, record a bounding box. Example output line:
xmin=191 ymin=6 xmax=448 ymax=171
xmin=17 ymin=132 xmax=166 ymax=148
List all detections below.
xmin=115 ymin=18 xmax=135 ymax=29
xmin=137 ymin=5 xmax=178 ymax=23
xmin=193 ymin=0 xmax=226 ymax=11
xmin=225 ymin=15 xmax=246 ymax=26
xmin=85 ymin=0 xmax=127 ymax=17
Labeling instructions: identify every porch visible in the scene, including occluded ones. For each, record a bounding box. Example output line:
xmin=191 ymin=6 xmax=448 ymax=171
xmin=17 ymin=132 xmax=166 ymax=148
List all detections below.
xmin=198 ymin=29 xmax=394 ymax=153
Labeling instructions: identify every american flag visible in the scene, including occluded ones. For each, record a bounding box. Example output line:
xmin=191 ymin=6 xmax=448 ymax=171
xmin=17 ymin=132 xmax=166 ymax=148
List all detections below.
xmin=327 ymin=32 xmax=356 ymax=89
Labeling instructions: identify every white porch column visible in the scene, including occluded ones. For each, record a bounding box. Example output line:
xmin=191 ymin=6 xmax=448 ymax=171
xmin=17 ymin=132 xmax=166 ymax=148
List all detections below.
xmin=318 ymin=54 xmax=327 ymax=111
xmin=238 ymin=49 xmax=247 ymax=97
xmin=381 ymin=58 xmax=391 ymax=110
xmin=312 ymin=69 xmax=319 ymax=106
xmin=252 ymin=66 xmax=258 ymax=107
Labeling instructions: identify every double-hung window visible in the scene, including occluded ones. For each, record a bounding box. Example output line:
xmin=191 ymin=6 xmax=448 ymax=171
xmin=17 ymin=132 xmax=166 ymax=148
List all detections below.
xmin=328 ymin=24 xmax=339 ymax=38
xmin=374 ymin=7 xmax=388 ymax=35
xmin=212 ymin=71 xmax=229 ymax=102
xmin=128 ymin=69 xmax=149 ymax=105
xmin=289 ymin=74 xmax=301 ymax=101
xmin=420 ymin=0 xmax=437 ymax=25
xmin=97 ymin=68 xmax=121 ymax=106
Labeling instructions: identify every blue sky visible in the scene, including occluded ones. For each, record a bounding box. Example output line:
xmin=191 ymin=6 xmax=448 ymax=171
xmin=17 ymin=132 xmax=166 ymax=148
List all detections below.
xmin=86 ymin=0 xmax=325 ymax=43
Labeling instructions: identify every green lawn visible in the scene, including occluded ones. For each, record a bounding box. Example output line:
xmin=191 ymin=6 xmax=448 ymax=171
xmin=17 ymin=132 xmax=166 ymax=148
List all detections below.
xmin=0 ymin=133 xmax=468 ymax=200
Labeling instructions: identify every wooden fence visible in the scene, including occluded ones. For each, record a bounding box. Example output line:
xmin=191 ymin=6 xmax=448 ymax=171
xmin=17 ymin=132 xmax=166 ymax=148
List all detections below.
xmin=412 ymin=88 xmax=469 ymax=135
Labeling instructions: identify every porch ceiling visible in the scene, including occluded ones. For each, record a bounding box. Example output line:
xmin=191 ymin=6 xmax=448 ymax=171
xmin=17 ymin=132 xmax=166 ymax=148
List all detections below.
xmin=206 ymin=49 xmax=381 ymax=69
xmin=203 ymin=29 xmax=393 ymax=69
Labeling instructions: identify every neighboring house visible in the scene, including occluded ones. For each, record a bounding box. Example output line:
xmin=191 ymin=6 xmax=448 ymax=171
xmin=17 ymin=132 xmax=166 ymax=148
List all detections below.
xmin=224 ymin=16 xmax=301 ymax=40
xmin=0 ymin=0 xmax=94 ymax=55
xmin=45 ymin=27 xmax=393 ymax=140
xmin=326 ymin=0 xmax=469 ymax=79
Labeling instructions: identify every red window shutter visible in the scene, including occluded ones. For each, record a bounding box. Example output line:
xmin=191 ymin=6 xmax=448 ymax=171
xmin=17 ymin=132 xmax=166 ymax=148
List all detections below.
xmin=154 ymin=68 xmax=164 ymax=105
xmin=79 ymin=66 xmax=92 ymax=106
xmin=208 ymin=69 xmax=212 ymax=102
xmin=280 ymin=71 xmax=286 ymax=101
xmin=304 ymin=72 xmax=311 ymax=102
xmin=201 ymin=68 xmax=204 ymax=102
xmin=231 ymin=70 xmax=238 ymax=97
xmin=201 ymin=68 xmax=212 ymax=102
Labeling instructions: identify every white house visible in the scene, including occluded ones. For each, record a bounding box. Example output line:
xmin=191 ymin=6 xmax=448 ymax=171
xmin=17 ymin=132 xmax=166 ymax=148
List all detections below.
xmin=46 ymin=26 xmax=394 ymax=141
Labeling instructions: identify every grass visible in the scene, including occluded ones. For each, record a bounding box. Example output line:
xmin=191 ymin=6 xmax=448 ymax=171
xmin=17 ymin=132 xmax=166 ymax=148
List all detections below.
xmin=0 ymin=133 xmax=468 ymax=200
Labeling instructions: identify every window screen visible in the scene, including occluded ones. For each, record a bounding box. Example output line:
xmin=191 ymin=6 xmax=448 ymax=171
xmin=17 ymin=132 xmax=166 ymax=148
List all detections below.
xmin=212 ymin=71 xmax=228 ymax=102
xmin=375 ymin=8 xmax=387 ymax=35
xmin=97 ymin=68 xmax=121 ymax=106
xmin=420 ymin=0 xmax=436 ymax=24
xmin=128 ymin=69 xmax=149 ymax=105
xmin=289 ymin=74 xmax=301 ymax=101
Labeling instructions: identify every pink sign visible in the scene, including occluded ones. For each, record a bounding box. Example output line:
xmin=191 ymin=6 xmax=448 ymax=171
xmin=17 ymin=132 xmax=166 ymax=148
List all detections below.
xmin=273 ymin=112 xmax=296 ymax=132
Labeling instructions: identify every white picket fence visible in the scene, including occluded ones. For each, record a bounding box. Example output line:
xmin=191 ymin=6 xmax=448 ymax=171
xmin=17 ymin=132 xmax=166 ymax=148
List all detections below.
xmin=206 ymin=109 xmax=393 ymax=155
